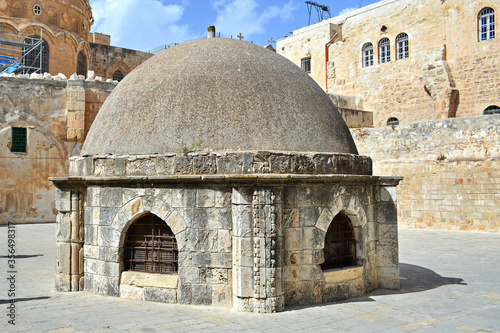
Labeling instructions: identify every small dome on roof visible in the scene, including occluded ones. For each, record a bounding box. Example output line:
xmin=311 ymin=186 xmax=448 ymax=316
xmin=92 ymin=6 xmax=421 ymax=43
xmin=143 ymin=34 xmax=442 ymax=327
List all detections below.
xmin=82 ymin=38 xmax=358 ymax=155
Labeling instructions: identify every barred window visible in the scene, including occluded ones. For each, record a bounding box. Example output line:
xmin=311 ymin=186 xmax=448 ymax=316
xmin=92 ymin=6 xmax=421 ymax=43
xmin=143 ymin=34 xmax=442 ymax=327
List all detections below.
xmin=396 ymin=33 xmax=409 ymax=60
xmin=379 ymin=38 xmax=391 ymax=64
xmin=11 ymin=127 xmax=27 ymax=153
xmin=113 ymin=70 xmax=124 ymax=82
xmin=321 ymin=211 xmax=356 ymax=270
xmin=484 ymin=105 xmax=500 ymax=115
xmin=124 ymin=214 xmax=178 ymax=274
xmin=478 ymin=8 xmax=495 ymax=41
xmin=301 ymin=57 xmax=311 ymax=73
xmin=362 ymin=43 xmax=374 ymax=67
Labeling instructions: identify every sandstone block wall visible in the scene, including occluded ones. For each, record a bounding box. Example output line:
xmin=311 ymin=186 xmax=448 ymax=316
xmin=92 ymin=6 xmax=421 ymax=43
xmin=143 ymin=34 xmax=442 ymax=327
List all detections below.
xmin=353 ymin=115 xmax=500 ymax=232
xmin=0 ymin=76 xmax=115 ymax=223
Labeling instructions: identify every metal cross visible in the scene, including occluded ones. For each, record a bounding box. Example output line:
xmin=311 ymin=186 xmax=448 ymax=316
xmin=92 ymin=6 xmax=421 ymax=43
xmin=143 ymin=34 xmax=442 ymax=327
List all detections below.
xmin=237 ymin=33 xmax=244 ymax=40
xmin=268 ymin=37 xmax=275 ymax=48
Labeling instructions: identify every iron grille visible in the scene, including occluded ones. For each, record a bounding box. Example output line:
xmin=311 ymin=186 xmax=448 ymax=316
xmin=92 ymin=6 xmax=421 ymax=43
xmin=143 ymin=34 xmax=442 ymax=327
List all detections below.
xmin=321 ymin=211 xmax=356 ymax=270
xmin=113 ymin=70 xmax=124 ymax=82
xmin=11 ymin=127 xmax=27 ymax=153
xmin=124 ymin=214 xmax=178 ymax=274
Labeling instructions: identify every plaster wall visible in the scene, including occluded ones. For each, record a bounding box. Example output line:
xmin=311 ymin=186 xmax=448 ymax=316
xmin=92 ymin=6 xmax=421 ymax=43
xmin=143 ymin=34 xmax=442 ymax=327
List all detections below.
xmin=352 ymin=115 xmax=500 ymax=232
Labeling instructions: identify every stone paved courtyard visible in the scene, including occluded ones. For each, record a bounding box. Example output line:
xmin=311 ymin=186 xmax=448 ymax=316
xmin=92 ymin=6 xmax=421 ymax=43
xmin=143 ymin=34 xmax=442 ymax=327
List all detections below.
xmin=1 ymin=223 xmax=499 ymax=332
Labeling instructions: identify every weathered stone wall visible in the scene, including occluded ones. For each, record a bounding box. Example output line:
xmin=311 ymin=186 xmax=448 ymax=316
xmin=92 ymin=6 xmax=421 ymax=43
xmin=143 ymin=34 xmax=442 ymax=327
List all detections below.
xmin=0 ymin=75 xmax=115 ymax=223
xmin=277 ymin=0 xmax=500 ymax=126
xmin=89 ymin=43 xmax=153 ymax=80
xmin=352 ymin=115 xmax=500 ymax=232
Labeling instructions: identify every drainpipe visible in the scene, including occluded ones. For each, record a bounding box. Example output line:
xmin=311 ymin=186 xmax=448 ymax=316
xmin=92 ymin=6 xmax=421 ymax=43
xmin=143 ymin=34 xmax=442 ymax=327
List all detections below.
xmin=325 ymin=31 xmax=338 ymax=93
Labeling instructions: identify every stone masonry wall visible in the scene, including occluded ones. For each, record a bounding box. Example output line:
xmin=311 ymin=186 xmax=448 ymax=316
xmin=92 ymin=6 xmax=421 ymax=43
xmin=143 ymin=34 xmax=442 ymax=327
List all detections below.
xmin=353 ymin=115 xmax=500 ymax=232
xmin=0 ymin=75 xmax=115 ymax=223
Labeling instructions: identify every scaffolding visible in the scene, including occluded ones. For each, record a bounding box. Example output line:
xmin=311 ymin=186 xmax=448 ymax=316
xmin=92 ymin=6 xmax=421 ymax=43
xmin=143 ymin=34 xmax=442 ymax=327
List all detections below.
xmin=0 ymin=28 xmax=45 ymax=75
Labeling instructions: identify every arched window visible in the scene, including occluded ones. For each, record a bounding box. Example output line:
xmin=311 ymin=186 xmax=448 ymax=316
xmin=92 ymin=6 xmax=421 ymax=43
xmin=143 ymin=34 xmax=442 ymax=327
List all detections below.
xmin=379 ymin=38 xmax=391 ymax=64
xmin=387 ymin=117 xmax=399 ymax=126
xmin=484 ymin=105 xmax=500 ymax=115
xmin=478 ymin=8 xmax=495 ymax=41
xmin=362 ymin=43 xmax=374 ymax=68
xmin=77 ymin=52 xmax=87 ymax=76
xmin=321 ymin=211 xmax=356 ymax=270
xmin=124 ymin=214 xmax=178 ymax=274
xmin=396 ymin=33 xmax=409 ymax=59
xmin=71 ymin=18 xmax=79 ymax=33
xmin=113 ymin=70 xmax=124 ymax=82
xmin=23 ymin=36 xmax=49 ymax=74
xmin=12 ymin=2 xmax=24 ymax=18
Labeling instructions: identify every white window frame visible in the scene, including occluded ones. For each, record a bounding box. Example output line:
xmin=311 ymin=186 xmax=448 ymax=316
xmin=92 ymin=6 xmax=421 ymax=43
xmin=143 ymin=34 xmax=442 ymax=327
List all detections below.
xmin=396 ymin=33 xmax=409 ymax=60
xmin=379 ymin=38 xmax=391 ymax=64
xmin=478 ymin=8 xmax=495 ymax=41
xmin=362 ymin=43 xmax=374 ymax=68
xmin=301 ymin=57 xmax=311 ymax=73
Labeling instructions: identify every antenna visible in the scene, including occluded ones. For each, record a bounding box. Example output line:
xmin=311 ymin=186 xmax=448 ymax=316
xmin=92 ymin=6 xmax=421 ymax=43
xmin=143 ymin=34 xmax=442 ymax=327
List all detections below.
xmin=305 ymin=1 xmax=331 ymax=25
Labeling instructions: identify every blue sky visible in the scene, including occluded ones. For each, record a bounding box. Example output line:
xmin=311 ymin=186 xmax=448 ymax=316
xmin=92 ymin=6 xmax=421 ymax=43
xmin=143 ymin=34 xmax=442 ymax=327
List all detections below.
xmin=89 ymin=0 xmax=380 ymax=52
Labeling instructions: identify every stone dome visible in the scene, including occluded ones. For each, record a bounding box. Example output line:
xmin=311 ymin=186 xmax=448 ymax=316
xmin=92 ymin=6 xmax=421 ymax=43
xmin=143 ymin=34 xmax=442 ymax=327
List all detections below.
xmin=82 ymin=38 xmax=358 ymax=155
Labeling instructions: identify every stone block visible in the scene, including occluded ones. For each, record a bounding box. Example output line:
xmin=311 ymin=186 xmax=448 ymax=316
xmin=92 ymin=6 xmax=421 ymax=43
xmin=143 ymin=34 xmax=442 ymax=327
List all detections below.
xmin=217 ymin=154 xmax=243 ymax=174
xmin=144 ymin=287 xmax=177 ymax=303
xmin=304 ymin=227 xmax=325 ymax=250
xmin=104 ymin=262 xmax=120 ymax=277
xmin=126 ymin=158 xmax=156 ymax=176
xmin=84 ymin=258 xmax=98 ymax=275
xmin=377 ymin=224 xmax=398 ymax=246
xmin=98 ymin=207 xmax=119 ymax=226
xmin=93 ymin=274 xmax=109 ymax=295
xmin=299 ymin=207 xmax=322 ymax=227
xmin=122 ymin=188 xmax=146 ymax=203
xmin=119 ymin=284 xmax=144 ymax=300
xmin=178 ymin=283 xmax=192 ymax=304
xmin=193 ymin=155 xmax=217 ymax=174
xmin=233 ymin=237 xmax=253 ymax=267
xmin=193 ymin=253 xmax=211 ymax=267
xmin=212 ymin=284 xmax=232 ymax=307
xmin=174 ymin=155 xmax=193 ymax=174
xmin=108 ymin=277 xmax=119 ymax=296
xmin=88 ymin=187 xmax=101 ymax=207
xmin=84 ymin=244 xmax=99 ymax=259
xmin=210 ymin=253 xmax=232 ymax=268
xmin=211 ymin=268 xmax=230 ymax=284
xmin=179 ymin=267 xmax=202 ymax=284
xmin=218 ymin=230 xmax=232 ymax=252
xmin=231 ymin=188 xmax=252 ymax=205
xmin=101 ymin=188 xmax=122 ymax=208
xmin=172 ymin=188 xmax=196 ymax=208
xmin=192 ymin=284 xmax=212 ymax=305
xmin=380 ymin=186 xmax=398 ymax=203
xmin=215 ymin=208 xmax=232 ymax=229
xmin=324 ymin=266 xmax=364 ymax=284
xmin=56 ymin=213 xmax=71 ymax=242
xmin=377 ymin=245 xmax=399 ymax=268
xmin=55 ymin=189 xmax=71 ymax=212
xmin=99 ymin=246 xmax=120 ymax=263
xmin=215 ymin=189 xmax=231 ymax=207
xmin=233 ymin=266 xmax=253 ymax=297
xmin=156 ymin=156 xmax=175 ymax=175
xmin=231 ymin=204 xmax=252 ymax=237
xmin=378 ymin=266 xmax=400 ymax=290
xmin=121 ymin=271 xmax=178 ymax=288
xmin=292 ymin=155 xmax=314 ymax=174
xmin=197 ymin=188 xmax=215 ymax=207
xmin=377 ymin=203 xmax=398 ymax=224
xmin=56 ymin=242 xmax=71 ymax=274
xmin=84 ymin=225 xmax=97 ymax=246
xmin=55 ymin=273 xmax=71 ymax=292
xmin=284 ymin=228 xmax=303 ymax=250
xmin=270 ymin=155 xmax=292 ymax=173
xmin=98 ymin=226 xmax=120 ymax=247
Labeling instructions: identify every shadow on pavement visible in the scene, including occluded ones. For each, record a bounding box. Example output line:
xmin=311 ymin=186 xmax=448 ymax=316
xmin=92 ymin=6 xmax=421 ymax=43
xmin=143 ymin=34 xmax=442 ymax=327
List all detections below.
xmin=287 ymin=262 xmax=466 ymax=310
xmin=0 ymin=296 xmax=51 ymax=304
xmin=0 ymin=254 xmax=44 ymax=259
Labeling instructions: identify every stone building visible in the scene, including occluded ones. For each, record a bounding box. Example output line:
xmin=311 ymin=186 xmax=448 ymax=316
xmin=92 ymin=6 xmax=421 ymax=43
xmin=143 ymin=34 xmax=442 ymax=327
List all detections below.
xmin=51 ymin=38 xmax=401 ymax=312
xmin=0 ymin=0 xmax=151 ymax=79
xmin=277 ymin=0 xmax=500 ymax=127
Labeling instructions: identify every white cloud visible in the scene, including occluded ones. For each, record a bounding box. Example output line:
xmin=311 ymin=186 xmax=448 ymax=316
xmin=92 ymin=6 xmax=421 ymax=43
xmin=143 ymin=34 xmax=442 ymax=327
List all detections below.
xmin=90 ymin=0 xmax=196 ymax=51
xmin=338 ymin=7 xmax=357 ymax=16
xmin=211 ymin=0 xmax=298 ymax=40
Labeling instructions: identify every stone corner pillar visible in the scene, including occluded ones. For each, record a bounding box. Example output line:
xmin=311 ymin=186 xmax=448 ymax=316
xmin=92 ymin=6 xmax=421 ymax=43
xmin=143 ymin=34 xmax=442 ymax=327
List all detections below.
xmin=55 ymin=188 xmax=84 ymax=292
xmin=231 ymin=187 xmax=284 ymax=313
xmin=374 ymin=184 xmax=400 ymax=290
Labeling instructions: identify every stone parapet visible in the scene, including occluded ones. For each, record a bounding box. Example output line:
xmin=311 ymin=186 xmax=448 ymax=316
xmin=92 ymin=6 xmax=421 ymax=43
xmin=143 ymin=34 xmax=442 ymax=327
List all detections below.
xmin=66 ymin=151 xmax=373 ymax=178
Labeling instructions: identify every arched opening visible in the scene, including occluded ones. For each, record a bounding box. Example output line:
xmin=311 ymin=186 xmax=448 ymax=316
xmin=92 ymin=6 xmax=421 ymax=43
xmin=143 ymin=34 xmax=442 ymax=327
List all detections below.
xmin=123 ymin=213 xmax=178 ymax=274
xmin=379 ymin=38 xmax=390 ymax=64
xmin=71 ymin=18 xmax=79 ymax=33
xmin=387 ymin=117 xmax=399 ymax=126
xmin=362 ymin=43 xmax=373 ymax=67
xmin=12 ymin=2 xmax=24 ymax=18
xmin=112 ymin=70 xmax=124 ymax=81
xmin=23 ymin=36 xmax=49 ymax=74
xmin=321 ymin=211 xmax=356 ymax=270
xmin=48 ymin=10 xmax=58 ymax=25
xmin=478 ymin=8 xmax=495 ymax=41
xmin=484 ymin=105 xmax=500 ymax=115
xmin=396 ymin=33 xmax=409 ymax=59
xmin=77 ymin=51 xmax=87 ymax=76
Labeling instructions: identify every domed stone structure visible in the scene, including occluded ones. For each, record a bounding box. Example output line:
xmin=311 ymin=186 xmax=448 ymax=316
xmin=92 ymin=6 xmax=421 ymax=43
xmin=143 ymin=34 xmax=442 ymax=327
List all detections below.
xmin=82 ymin=38 xmax=357 ymax=155
xmin=52 ymin=37 xmax=401 ymax=313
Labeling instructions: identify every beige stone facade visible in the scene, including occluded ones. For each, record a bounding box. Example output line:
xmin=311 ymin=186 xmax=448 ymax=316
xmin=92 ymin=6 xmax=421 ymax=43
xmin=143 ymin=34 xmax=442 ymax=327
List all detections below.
xmin=277 ymin=0 xmax=500 ymax=127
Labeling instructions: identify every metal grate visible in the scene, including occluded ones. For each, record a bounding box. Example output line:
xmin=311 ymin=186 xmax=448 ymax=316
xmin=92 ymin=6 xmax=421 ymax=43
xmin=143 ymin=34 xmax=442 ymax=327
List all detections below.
xmin=321 ymin=211 xmax=356 ymax=270
xmin=11 ymin=127 xmax=27 ymax=153
xmin=124 ymin=214 xmax=178 ymax=274
xmin=113 ymin=70 xmax=124 ymax=82
xmin=77 ymin=52 xmax=87 ymax=76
